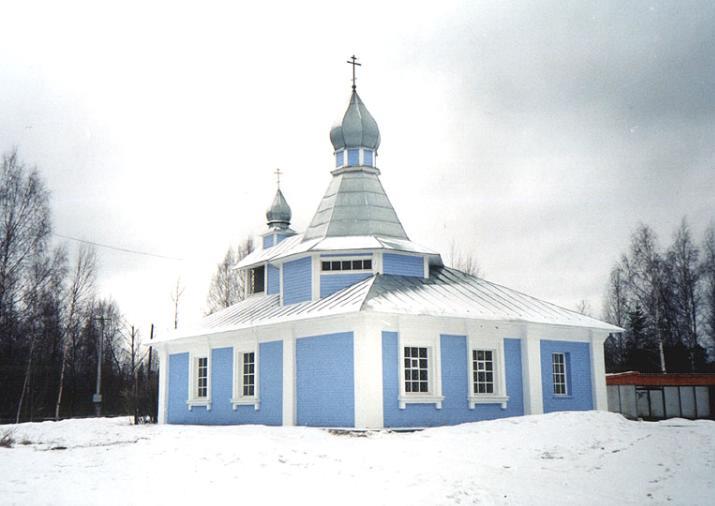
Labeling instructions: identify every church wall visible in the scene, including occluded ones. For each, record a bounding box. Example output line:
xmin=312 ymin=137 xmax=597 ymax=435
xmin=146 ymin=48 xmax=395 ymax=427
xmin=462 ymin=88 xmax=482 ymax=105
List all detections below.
xmin=540 ymin=340 xmax=593 ymax=413
xmin=267 ymin=265 xmax=280 ymax=295
xmin=262 ymin=235 xmax=275 ymax=249
xmin=283 ymin=256 xmax=312 ymax=304
xmin=296 ymin=332 xmax=355 ymax=427
xmin=320 ymin=272 xmax=371 ymax=298
xmin=383 ymin=253 xmax=424 ymax=277
xmin=166 ymin=341 xmax=283 ymax=425
xmin=381 ymin=332 xmax=524 ymax=428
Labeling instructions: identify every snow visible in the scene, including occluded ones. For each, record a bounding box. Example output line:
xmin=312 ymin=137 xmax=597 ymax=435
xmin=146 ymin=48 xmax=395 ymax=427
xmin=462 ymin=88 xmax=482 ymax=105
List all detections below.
xmin=1 ymin=411 xmax=713 ymax=505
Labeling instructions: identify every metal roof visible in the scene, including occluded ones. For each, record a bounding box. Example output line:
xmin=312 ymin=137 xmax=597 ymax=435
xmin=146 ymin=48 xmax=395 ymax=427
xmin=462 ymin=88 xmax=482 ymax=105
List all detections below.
xmin=329 ymin=90 xmax=381 ymax=151
xmin=162 ymin=267 xmax=621 ymax=342
xmin=364 ymin=267 xmax=623 ymax=332
xmin=236 ymin=232 xmax=437 ymax=270
xmin=265 ymin=188 xmax=292 ymax=229
xmin=302 ymin=168 xmax=409 ymax=241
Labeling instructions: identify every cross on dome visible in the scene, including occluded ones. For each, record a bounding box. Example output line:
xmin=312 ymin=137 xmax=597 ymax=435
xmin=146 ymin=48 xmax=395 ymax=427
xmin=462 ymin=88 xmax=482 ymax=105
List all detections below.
xmin=347 ymin=54 xmax=362 ymax=90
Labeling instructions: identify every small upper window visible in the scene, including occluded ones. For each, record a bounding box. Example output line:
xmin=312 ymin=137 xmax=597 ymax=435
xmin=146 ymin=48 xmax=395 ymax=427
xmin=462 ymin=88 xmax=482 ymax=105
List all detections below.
xmin=321 ymin=258 xmax=372 ymax=272
xmin=347 ymin=148 xmax=359 ymax=166
xmin=552 ymin=353 xmax=567 ymax=395
xmin=249 ymin=265 xmax=265 ymax=294
xmin=472 ymin=350 xmax=494 ymax=394
xmin=335 ymin=150 xmax=344 ymax=167
xmin=404 ymin=346 xmax=429 ymax=393
xmin=363 ymin=149 xmax=373 ymax=166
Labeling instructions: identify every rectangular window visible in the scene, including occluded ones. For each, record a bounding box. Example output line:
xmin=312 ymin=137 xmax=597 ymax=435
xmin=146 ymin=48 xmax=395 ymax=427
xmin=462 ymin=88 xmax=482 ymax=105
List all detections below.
xmin=196 ymin=357 xmax=208 ymax=398
xmin=347 ymin=148 xmax=359 ymax=166
xmin=321 ymin=258 xmax=372 ymax=272
xmin=249 ymin=265 xmax=265 ymax=294
xmin=404 ymin=346 xmax=429 ymax=393
xmin=242 ymin=352 xmax=255 ymax=396
xmin=552 ymin=353 xmax=567 ymax=395
xmin=363 ymin=149 xmax=373 ymax=166
xmin=335 ymin=150 xmax=344 ymax=167
xmin=472 ymin=350 xmax=494 ymax=394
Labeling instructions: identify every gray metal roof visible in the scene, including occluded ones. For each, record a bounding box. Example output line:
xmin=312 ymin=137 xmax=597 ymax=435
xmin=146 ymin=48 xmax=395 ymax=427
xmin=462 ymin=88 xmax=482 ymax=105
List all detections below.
xmin=329 ymin=90 xmax=381 ymax=151
xmin=302 ymin=168 xmax=409 ymax=241
xmin=162 ymin=267 xmax=621 ymax=342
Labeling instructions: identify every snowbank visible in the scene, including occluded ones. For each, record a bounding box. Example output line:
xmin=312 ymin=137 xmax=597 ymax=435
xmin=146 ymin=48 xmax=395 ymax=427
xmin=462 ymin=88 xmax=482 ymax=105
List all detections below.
xmin=0 ymin=411 xmax=713 ymax=505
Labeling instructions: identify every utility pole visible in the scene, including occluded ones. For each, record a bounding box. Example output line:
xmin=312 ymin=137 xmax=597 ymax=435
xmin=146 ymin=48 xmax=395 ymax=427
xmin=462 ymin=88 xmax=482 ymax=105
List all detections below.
xmin=130 ymin=326 xmax=139 ymax=425
xmin=147 ymin=323 xmax=155 ymax=422
xmin=93 ymin=315 xmax=110 ymax=417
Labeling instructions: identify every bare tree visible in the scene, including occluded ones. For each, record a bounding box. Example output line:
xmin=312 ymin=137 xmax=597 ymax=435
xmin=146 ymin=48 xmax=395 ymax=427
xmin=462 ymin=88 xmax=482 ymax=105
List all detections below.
xmin=170 ymin=277 xmax=185 ymax=330
xmin=205 ymin=238 xmax=254 ymax=315
xmin=55 ymin=245 xmax=96 ymax=420
xmin=447 ymin=240 xmax=483 ymax=277
xmin=702 ymin=223 xmax=715 ymax=358
xmin=667 ymin=219 xmax=701 ymax=369
xmin=575 ymin=299 xmax=593 ymax=317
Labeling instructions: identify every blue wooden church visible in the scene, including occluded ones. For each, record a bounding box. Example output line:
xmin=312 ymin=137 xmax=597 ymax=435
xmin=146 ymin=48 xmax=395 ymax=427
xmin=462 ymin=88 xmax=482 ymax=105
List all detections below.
xmin=155 ymin=62 xmax=621 ymax=428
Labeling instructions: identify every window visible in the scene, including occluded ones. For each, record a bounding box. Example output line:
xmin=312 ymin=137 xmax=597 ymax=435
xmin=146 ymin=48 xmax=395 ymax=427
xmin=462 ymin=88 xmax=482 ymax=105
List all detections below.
xmin=472 ymin=350 xmax=494 ymax=394
xmin=321 ymin=258 xmax=372 ymax=272
xmin=404 ymin=346 xmax=429 ymax=393
xmin=347 ymin=148 xmax=359 ymax=166
xmin=242 ymin=352 xmax=255 ymax=396
xmin=335 ymin=150 xmax=344 ymax=167
xmin=552 ymin=353 xmax=567 ymax=395
xmin=232 ymin=346 xmax=259 ymax=409
xmin=363 ymin=149 xmax=374 ymax=166
xmin=249 ymin=265 xmax=265 ymax=294
xmin=187 ymin=351 xmax=211 ymax=409
xmin=197 ymin=357 xmax=208 ymax=397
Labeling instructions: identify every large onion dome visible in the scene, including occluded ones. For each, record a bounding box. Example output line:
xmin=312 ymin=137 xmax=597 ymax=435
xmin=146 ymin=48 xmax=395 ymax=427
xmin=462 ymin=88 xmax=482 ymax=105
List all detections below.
xmin=329 ymin=90 xmax=381 ymax=151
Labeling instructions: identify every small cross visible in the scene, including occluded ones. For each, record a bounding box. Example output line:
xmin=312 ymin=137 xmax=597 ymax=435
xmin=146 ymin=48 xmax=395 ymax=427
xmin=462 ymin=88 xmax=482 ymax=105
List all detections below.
xmin=347 ymin=54 xmax=362 ymax=90
xmin=274 ymin=168 xmax=282 ymax=189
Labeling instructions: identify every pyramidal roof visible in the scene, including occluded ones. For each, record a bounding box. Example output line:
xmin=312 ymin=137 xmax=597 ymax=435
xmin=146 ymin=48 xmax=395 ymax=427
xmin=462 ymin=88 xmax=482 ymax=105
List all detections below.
xmin=302 ymin=168 xmax=409 ymax=241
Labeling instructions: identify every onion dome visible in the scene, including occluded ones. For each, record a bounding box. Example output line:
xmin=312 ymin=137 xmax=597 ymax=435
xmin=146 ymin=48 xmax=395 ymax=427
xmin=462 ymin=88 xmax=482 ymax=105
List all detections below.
xmin=266 ymin=189 xmax=291 ymax=229
xmin=329 ymin=90 xmax=381 ymax=152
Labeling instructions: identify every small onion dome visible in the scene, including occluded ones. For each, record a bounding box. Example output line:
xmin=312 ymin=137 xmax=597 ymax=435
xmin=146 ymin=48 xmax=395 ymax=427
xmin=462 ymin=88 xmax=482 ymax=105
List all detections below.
xmin=329 ymin=90 xmax=381 ymax=151
xmin=266 ymin=188 xmax=292 ymax=229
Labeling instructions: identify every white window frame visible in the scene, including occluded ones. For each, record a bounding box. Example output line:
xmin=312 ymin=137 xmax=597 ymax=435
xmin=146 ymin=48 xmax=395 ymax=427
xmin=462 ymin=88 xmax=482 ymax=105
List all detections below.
xmin=320 ymin=256 xmax=374 ymax=275
xmin=398 ymin=330 xmax=444 ymax=409
xmin=232 ymin=343 xmax=260 ymax=410
xmin=552 ymin=352 xmax=568 ymax=396
xmin=468 ymin=337 xmax=509 ymax=409
xmin=187 ymin=349 xmax=211 ymax=410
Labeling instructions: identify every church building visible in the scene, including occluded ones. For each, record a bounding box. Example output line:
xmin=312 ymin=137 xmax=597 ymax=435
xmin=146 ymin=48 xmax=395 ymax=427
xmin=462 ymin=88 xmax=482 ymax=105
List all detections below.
xmin=154 ymin=60 xmax=621 ymax=429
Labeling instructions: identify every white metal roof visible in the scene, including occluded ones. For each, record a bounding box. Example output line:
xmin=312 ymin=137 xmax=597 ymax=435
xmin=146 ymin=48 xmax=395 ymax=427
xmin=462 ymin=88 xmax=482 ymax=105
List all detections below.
xmin=236 ymin=233 xmax=438 ymax=270
xmin=161 ymin=267 xmax=621 ymax=343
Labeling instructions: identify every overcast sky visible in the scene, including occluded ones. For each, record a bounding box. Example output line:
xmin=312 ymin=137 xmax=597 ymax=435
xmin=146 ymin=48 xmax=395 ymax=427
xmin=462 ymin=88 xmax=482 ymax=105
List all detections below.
xmin=1 ymin=0 xmax=713 ymax=338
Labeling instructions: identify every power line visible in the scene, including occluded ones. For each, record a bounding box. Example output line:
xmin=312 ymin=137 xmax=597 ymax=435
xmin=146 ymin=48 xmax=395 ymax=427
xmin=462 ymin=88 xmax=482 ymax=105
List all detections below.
xmin=53 ymin=233 xmax=183 ymax=261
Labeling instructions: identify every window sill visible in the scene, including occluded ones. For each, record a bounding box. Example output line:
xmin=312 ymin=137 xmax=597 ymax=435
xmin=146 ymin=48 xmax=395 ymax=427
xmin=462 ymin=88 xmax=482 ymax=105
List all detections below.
xmin=469 ymin=395 xmax=509 ymax=410
xmin=231 ymin=398 xmax=261 ymax=411
xmin=187 ymin=399 xmax=212 ymax=411
xmin=552 ymin=394 xmax=573 ymax=400
xmin=398 ymin=394 xmax=444 ymax=410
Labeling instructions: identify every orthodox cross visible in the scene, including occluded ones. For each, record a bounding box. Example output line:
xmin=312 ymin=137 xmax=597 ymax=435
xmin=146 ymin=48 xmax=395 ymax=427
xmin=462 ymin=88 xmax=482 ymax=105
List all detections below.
xmin=347 ymin=54 xmax=361 ymax=90
xmin=274 ymin=168 xmax=282 ymax=189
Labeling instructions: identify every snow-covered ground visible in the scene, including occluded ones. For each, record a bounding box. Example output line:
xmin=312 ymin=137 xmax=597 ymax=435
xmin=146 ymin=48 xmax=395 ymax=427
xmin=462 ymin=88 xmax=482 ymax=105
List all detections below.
xmin=0 ymin=411 xmax=713 ymax=505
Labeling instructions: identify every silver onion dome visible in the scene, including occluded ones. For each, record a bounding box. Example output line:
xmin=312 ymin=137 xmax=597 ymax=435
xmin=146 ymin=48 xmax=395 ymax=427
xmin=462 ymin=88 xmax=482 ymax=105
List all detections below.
xmin=329 ymin=90 xmax=381 ymax=151
xmin=266 ymin=189 xmax=292 ymax=229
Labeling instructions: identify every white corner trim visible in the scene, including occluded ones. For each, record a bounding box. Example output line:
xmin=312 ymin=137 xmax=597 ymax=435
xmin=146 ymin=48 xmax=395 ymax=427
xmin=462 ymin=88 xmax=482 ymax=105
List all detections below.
xmin=311 ymin=254 xmax=320 ymax=301
xmin=469 ymin=395 xmax=510 ymax=410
